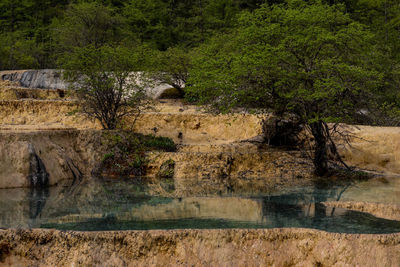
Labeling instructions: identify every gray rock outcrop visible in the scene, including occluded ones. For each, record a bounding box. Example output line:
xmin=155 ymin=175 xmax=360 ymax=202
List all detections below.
xmin=1 ymin=69 xmax=68 ymax=89
xmin=0 ymin=69 xmax=174 ymax=98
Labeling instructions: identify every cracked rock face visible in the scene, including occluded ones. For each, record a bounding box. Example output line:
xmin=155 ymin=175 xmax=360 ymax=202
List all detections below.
xmin=0 ymin=131 xmax=95 ymax=188
xmin=28 ymin=144 xmax=49 ymax=188
xmin=1 ymin=69 xmax=68 ymax=90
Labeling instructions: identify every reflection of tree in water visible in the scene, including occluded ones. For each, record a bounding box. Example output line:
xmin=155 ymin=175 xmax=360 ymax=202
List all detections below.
xmin=28 ymin=187 xmax=49 ymax=219
xmin=260 ymin=180 xmax=353 ymax=228
xmin=312 ymin=180 xmax=353 ymax=218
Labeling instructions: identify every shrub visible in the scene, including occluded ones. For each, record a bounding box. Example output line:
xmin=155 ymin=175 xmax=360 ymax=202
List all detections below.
xmin=98 ymin=131 xmax=176 ymax=177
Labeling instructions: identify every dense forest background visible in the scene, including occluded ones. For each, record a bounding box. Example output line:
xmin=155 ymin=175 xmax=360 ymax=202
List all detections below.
xmin=1 ymin=0 xmax=400 ymax=71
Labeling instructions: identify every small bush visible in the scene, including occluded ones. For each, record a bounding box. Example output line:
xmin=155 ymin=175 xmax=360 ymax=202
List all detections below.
xmin=102 ymin=152 xmax=114 ymax=162
xmin=98 ymin=131 xmax=176 ymax=177
xmin=143 ymin=135 xmax=176 ymax=152
xmin=66 ymin=109 xmax=79 ymax=116
xmin=157 ymin=159 xmax=175 ymax=178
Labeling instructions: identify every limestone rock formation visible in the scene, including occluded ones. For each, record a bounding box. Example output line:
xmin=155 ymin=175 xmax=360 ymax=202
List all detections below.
xmin=0 ymin=131 xmax=100 ymax=188
xmin=1 ymin=69 xmax=67 ymax=90
xmin=0 ymin=228 xmax=399 ymax=266
xmin=0 ymin=69 xmax=174 ymax=99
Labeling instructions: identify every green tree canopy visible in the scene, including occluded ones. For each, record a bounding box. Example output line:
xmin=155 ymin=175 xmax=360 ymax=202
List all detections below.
xmin=52 ymin=2 xmax=126 ymax=52
xmin=187 ymin=0 xmax=385 ymax=175
xmin=148 ymin=46 xmax=192 ymax=97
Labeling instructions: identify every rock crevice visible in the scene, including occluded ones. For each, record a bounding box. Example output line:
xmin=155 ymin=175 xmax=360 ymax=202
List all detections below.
xmin=28 ymin=144 xmax=49 ymax=188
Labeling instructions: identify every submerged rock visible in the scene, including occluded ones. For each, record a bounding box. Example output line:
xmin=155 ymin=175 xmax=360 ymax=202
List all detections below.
xmin=323 ymin=201 xmax=400 ymax=221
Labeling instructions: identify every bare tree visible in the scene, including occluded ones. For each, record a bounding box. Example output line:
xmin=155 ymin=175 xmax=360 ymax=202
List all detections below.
xmin=62 ymin=45 xmax=151 ymax=129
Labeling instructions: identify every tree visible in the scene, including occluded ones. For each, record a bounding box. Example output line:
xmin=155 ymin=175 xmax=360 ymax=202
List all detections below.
xmin=0 ymin=0 xmax=69 ymax=70
xmin=187 ymin=0 xmax=385 ymax=176
xmin=0 ymin=32 xmax=39 ymax=70
xmin=52 ymin=2 xmax=126 ymax=52
xmin=148 ymin=47 xmax=192 ymax=97
xmin=123 ymin=0 xmax=172 ymax=50
xmin=61 ymin=45 xmax=151 ymax=130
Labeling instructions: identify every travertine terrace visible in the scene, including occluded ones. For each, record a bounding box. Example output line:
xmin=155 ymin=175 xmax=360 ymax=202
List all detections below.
xmin=0 ymin=77 xmax=399 ymax=266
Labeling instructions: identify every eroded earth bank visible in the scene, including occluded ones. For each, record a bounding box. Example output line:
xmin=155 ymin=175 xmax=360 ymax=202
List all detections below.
xmin=0 ymin=76 xmax=400 ymax=266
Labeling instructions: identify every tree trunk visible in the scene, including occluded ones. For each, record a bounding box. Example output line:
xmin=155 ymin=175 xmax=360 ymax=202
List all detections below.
xmin=309 ymin=121 xmax=329 ymax=176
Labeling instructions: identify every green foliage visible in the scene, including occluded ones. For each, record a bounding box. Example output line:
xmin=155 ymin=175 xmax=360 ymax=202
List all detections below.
xmin=100 ymin=131 xmax=147 ymax=177
xmin=0 ymin=32 xmax=39 ymax=70
xmin=156 ymin=159 xmax=175 ymax=178
xmin=99 ymin=131 xmax=176 ymax=177
xmin=61 ymin=44 xmax=151 ymax=129
xmin=143 ymin=135 xmax=177 ymax=152
xmin=52 ymin=2 xmax=126 ymax=51
xmin=0 ymin=0 xmax=67 ymax=69
xmin=123 ymin=0 xmax=245 ymax=50
xmin=0 ymin=0 xmax=268 ymax=70
xmin=147 ymin=46 xmax=192 ymax=97
xmin=1 ymin=0 xmax=400 ymax=89
xmin=122 ymin=0 xmax=171 ymax=50
xmin=102 ymin=152 xmax=115 ymax=162
xmin=157 ymin=159 xmax=175 ymax=192
xmin=3 ymin=0 xmax=400 ymax=176
xmin=188 ymin=1 xmax=382 ymax=122
xmin=65 ymin=109 xmax=79 ymax=116
xmin=187 ymin=0 xmax=392 ymax=175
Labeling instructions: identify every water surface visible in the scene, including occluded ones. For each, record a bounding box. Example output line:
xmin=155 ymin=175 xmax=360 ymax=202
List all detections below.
xmin=0 ymin=177 xmax=399 ymax=233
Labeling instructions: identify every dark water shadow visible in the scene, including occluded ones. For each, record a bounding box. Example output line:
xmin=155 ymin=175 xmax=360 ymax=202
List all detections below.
xmin=27 ymin=187 xmax=49 ymax=229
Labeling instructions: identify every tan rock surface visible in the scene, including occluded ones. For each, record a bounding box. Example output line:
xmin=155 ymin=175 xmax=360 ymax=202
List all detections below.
xmin=0 ymin=100 xmax=99 ymax=129
xmin=1 ymin=78 xmax=400 ymax=267
xmin=0 ymin=99 xmax=264 ymax=143
xmin=0 ymin=130 xmax=314 ymax=189
xmin=2 ymin=98 xmax=400 ymax=192
xmin=0 ymin=80 xmax=70 ymax=100
xmin=340 ymin=125 xmax=400 ymax=175
xmin=147 ymin=151 xmax=313 ymax=196
xmin=0 ymin=130 xmax=104 ymax=188
xmin=0 ymin=228 xmax=399 ymax=266
xmin=3 ymin=98 xmax=400 ymax=173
